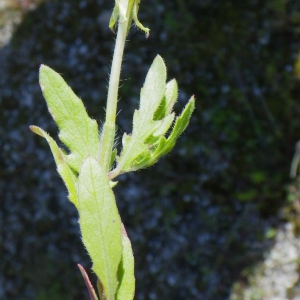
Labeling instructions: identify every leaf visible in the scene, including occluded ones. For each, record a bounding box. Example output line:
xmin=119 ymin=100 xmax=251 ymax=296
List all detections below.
xmin=164 ymin=79 xmax=179 ymax=115
xmin=154 ymin=96 xmax=195 ymax=156
xmin=109 ymin=3 xmax=120 ymax=31
xmin=139 ymin=56 xmax=167 ymax=119
xmin=29 ymin=125 xmax=78 ymax=208
xmin=78 ymin=157 xmax=122 ymax=300
xmin=116 ymin=224 xmax=135 ymax=300
xmin=39 ymin=65 xmax=100 ymax=172
xmin=153 ymin=95 xmax=167 ymax=121
xmin=153 ymin=79 xmax=178 ymax=121
xmin=109 ymin=56 xmax=195 ymax=178
xmin=131 ymin=96 xmax=195 ymax=170
xmin=132 ymin=0 xmax=150 ymax=37
xmin=78 ymin=264 xmax=99 ymax=300
xmin=116 ymin=55 xmax=169 ymax=173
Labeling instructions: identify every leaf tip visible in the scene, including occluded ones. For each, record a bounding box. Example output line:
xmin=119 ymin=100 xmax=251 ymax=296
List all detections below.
xmin=189 ymin=95 xmax=196 ymax=107
xmin=155 ymin=54 xmax=163 ymax=62
xmin=39 ymin=64 xmax=50 ymax=90
xmin=29 ymin=125 xmax=44 ymax=137
xmin=39 ymin=64 xmax=49 ymax=74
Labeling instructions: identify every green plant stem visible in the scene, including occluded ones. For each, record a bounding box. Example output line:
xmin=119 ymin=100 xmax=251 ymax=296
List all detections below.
xmin=99 ymin=19 xmax=128 ymax=173
xmin=107 ymin=168 xmax=119 ymax=181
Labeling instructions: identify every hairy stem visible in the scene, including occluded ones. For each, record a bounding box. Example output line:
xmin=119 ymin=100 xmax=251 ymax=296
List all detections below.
xmin=99 ymin=19 xmax=128 ymax=172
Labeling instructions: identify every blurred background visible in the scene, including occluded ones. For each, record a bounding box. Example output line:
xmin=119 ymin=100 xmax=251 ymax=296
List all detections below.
xmin=2 ymin=0 xmax=300 ymax=299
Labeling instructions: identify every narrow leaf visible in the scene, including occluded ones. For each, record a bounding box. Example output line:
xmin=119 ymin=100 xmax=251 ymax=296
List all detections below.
xmin=78 ymin=157 xmax=122 ymax=300
xmin=29 ymin=125 xmax=78 ymax=208
xmin=165 ymin=79 xmax=178 ymax=114
xmin=116 ymin=224 xmax=135 ymax=300
xmin=39 ymin=65 xmax=100 ymax=172
xmin=78 ymin=264 xmax=99 ymax=300
xmin=109 ymin=4 xmax=120 ymax=31
xmin=151 ymin=96 xmax=195 ymax=159
xmin=165 ymin=96 xmax=195 ymax=144
xmin=132 ymin=0 xmax=150 ymax=37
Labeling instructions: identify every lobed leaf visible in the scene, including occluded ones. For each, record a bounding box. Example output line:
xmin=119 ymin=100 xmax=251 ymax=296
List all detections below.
xmin=110 ymin=56 xmax=195 ymax=178
xmin=116 ymin=55 xmax=169 ymax=173
xmin=39 ymin=65 xmax=100 ymax=172
xmin=116 ymin=224 xmax=135 ymax=300
xmin=29 ymin=125 xmax=78 ymax=208
xmin=131 ymin=96 xmax=195 ymax=170
xmin=78 ymin=157 xmax=122 ymax=300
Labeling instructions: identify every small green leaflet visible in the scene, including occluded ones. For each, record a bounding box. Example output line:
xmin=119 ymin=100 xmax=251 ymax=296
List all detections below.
xmin=39 ymin=65 xmax=100 ymax=173
xmin=78 ymin=157 xmax=122 ymax=300
xmin=29 ymin=125 xmax=78 ymax=208
xmin=114 ymin=55 xmax=195 ymax=175
xmin=116 ymin=224 xmax=135 ymax=300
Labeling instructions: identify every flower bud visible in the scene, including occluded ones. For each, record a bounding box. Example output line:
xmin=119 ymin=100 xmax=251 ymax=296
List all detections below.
xmin=109 ymin=0 xmax=150 ymax=37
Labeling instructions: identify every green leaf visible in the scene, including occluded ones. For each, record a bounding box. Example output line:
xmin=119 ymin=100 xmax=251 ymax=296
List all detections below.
xmin=139 ymin=56 xmax=167 ymax=119
xmin=153 ymin=95 xmax=167 ymax=121
xmin=158 ymin=95 xmax=195 ymax=152
xmin=152 ymin=113 xmax=175 ymax=137
xmin=78 ymin=157 xmax=122 ymax=300
xmin=39 ymin=65 xmax=100 ymax=172
xmin=110 ymin=56 xmax=195 ymax=178
xmin=132 ymin=0 xmax=150 ymax=37
xmin=116 ymin=55 xmax=170 ymax=173
xmin=116 ymin=224 xmax=135 ymax=300
xmin=131 ymin=96 xmax=195 ymax=169
xmin=109 ymin=3 xmax=120 ymax=31
xmin=165 ymin=79 xmax=179 ymax=115
xmin=29 ymin=125 xmax=78 ymax=208
xmin=153 ymin=79 xmax=178 ymax=121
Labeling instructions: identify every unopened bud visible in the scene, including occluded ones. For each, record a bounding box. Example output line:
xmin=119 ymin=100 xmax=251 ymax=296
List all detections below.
xmin=109 ymin=0 xmax=150 ymax=37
